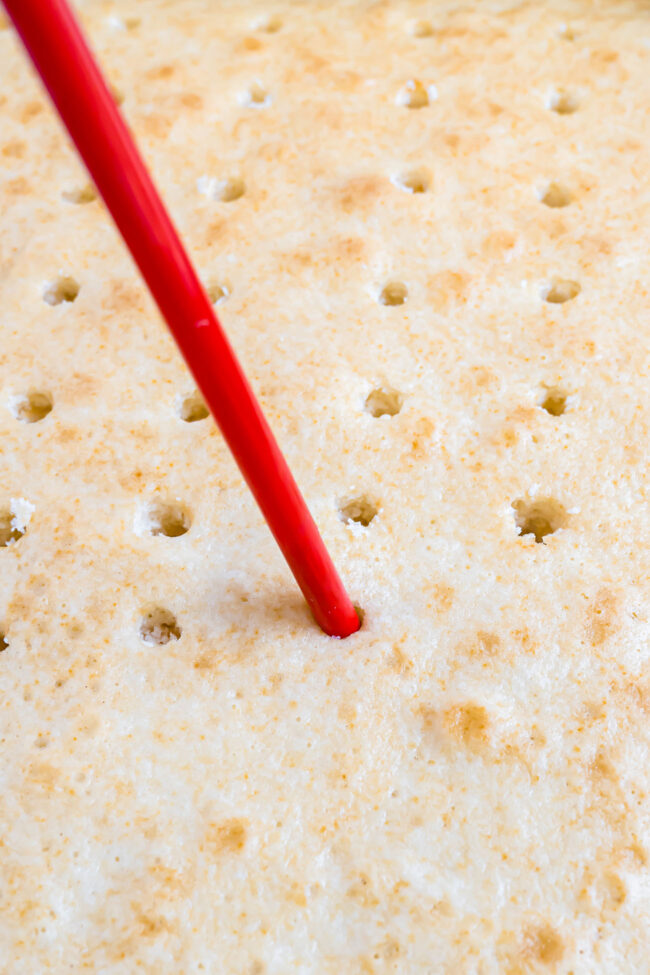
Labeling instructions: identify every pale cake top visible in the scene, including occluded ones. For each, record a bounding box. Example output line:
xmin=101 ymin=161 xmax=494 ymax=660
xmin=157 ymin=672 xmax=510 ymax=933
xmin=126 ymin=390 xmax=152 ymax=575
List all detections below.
xmin=1 ymin=1 xmax=650 ymax=972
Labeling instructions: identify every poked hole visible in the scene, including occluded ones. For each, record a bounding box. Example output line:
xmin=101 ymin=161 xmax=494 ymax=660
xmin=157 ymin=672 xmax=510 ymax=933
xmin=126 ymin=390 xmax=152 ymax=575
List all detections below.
xmin=513 ymin=497 xmax=568 ymax=543
xmin=197 ymin=175 xmax=246 ymax=202
xmin=62 ymin=184 xmax=98 ymax=204
xmin=396 ymin=80 xmax=430 ymax=109
xmin=0 ymin=507 xmax=25 ymax=547
xmin=410 ymin=19 xmax=434 ymax=37
xmin=136 ymin=499 xmax=191 ymax=537
xmin=9 ymin=390 xmax=53 ymax=423
xmin=379 ymin=281 xmax=408 ymax=306
xmin=242 ymin=81 xmax=271 ymax=108
xmin=539 ymin=182 xmax=572 ymax=208
xmin=540 ymin=386 xmax=568 ymax=416
xmin=365 ymin=386 xmax=403 ymax=418
xmin=206 ymin=280 xmax=231 ymax=306
xmin=393 ymin=168 xmax=430 ymax=194
xmin=547 ymin=89 xmax=579 ymax=115
xmin=43 ymin=276 xmax=80 ymax=305
xmin=339 ymin=495 xmax=378 ymax=527
xmin=541 ymin=279 xmax=581 ymax=304
xmin=254 ymin=13 xmax=282 ymax=32
xmin=177 ymin=390 xmax=209 ymax=423
xmin=0 ymin=631 xmax=7 ymax=652
xmin=139 ymin=607 xmax=181 ymax=645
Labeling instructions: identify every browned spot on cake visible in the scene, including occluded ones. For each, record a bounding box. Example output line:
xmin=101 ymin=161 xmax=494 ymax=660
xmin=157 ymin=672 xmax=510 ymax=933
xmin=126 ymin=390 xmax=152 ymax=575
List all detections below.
xmin=388 ymin=643 xmax=412 ymax=674
xmin=205 ymin=818 xmax=248 ymax=854
xmin=522 ymin=923 xmax=564 ymax=965
xmin=149 ymin=864 xmax=190 ymax=898
xmin=286 ymin=882 xmax=307 ymax=907
xmin=480 ymin=229 xmax=516 ymax=258
xmin=4 ymin=177 xmax=30 ymax=196
xmin=193 ymin=651 xmax=218 ymax=671
xmin=469 ymin=630 xmax=501 ymax=659
xmin=418 ymin=704 xmax=441 ymax=741
xmin=601 ymin=871 xmax=627 ymax=910
xmin=591 ymin=747 xmax=618 ymax=783
xmin=428 ymin=270 xmax=470 ymax=310
xmin=512 ymin=627 xmax=536 ymax=654
xmin=586 ymin=589 xmax=620 ymax=646
xmin=2 ymin=139 xmax=26 ymax=158
xmin=582 ymin=234 xmax=612 ymax=258
xmin=338 ymin=175 xmax=384 ymax=213
xmin=103 ymin=280 xmax=144 ymax=315
xmin=70 ymin=372 xmax=98 ymax=397
xmin=589 ymin=48 xmax=619 ymax=67
xmin=332 ymin=236 xmax=366 ymax=262
xmin=27 ymin=761 xmax=58 ymax=789
xmin=205 ymin=217 xmax=227 ymax=246
xmin=432 ymin=583 xmax=454 ymax=613
xmin=237 ymin=36 xmax=264 ymax=53
xmin=461 ymin=366 xmax=495 ymax=394
xmin=347 ymin=874 xmax=379 ymax=908
xmin=54 ymin=426 xmax=79 ymax=446
xmin=410 ymin=417 xmax=435 ymax=459
xmin=338 ymin=700 xmax=356 ymax=723
xmin=178 ymin=92 xmax=203 ymax=109
xmin=20 ymin=100 xmax=44 ymax=122
xmin=137 ymin=912 xmax=171 ymax=936
xmin=141 ymin=113 xmax=173 ymax=139
xmin=146 ymin=63 xmax=176 ymax=80
xmin=444 ymin=703 xmax=489 ymax=748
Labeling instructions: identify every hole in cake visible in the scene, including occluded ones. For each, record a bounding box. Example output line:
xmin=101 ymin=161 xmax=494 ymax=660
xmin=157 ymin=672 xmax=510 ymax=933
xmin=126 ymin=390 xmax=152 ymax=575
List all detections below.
xmin=178 ymin=390 xmax=209 ymax=423
xmin=197 ymin=176 xmax=246 ymax=202
xmin=396 ymin=80 xmax=430 ymax=109
xmin=379 ymin=281 xmax=408 ymax=306
xmin=0 ymin=508 xmax=25 ymax=547
xmin=138 ymin=500 xmax=191 ymax=537
xmin=255 ymin=13 xmax=282 ymax=32
xmin=539 ymin=182 xmax=572 ymax=208
xmin=139 ymin=607 xmax=181 ymax=645
xmin=62 ymin=183 xmax=98 ymax=204
xmin=541 ymin=279 xmax=581 ymax=304
xmin=540 ymin=386 xmax=568 ymax=416
xmin=410 ymin=20 xmax=434 ymax=37
xmin=365 ymin=386 xmax=403 ymax=418
xmin=339 ymin=496 xmax=378 ymax=527
xmin=393 ymin=168 xmax=430 ymax=193
xmin=243 ymin=81 xmax=271 ymax=108
xmin=557 ymin=24 xmax=577 ymax=40
xmin=0 ymin=632 xmax=6 ymax=652
xmin=43 ymin=276 xmax=80 ymax=306
xmin=354 ymin=604 xmax=365 ymax=627
xmin=9 ymin=390 xmax=53 ymax=423
xmin=548 ymin=89 xmax=579 ymax=115
xmin=207 ymin=282 xmax=230 ymax=305
xmin=513 ymin=497 xmax=568 ymax=543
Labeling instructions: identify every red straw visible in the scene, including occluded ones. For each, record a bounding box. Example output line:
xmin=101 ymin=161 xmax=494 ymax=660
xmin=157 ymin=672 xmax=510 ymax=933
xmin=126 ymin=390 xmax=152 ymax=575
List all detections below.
xmin=4 ymin=0 xmax=360 ymax=639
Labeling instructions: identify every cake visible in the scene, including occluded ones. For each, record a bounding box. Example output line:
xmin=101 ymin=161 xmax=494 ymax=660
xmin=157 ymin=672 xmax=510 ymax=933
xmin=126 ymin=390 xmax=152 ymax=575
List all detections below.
xmin=1 ymin=1 xmax=649 ymax=970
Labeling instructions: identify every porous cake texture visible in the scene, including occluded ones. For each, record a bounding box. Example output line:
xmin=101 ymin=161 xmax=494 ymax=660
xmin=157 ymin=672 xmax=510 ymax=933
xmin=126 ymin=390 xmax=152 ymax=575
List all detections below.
xmin=1 ymin=1 xmax=650 ymax=971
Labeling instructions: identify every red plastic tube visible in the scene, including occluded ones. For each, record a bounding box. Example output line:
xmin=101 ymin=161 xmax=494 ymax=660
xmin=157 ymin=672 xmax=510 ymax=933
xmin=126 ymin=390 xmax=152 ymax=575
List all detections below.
xmin=3 ymin=0 xmax=360 ymax=638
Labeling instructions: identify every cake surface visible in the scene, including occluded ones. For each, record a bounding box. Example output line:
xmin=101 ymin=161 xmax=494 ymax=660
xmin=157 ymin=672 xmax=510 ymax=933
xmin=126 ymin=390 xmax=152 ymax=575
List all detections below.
xmin=1 ymin=1 xmax=650 ymax=971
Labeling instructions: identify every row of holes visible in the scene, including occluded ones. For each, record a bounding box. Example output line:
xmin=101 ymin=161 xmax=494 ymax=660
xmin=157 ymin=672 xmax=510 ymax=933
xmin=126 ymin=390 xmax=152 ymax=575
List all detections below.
xmin=60 ymin=175 xmax=573 ymax=207
xmin=0 ymin=475 xmax=571 ymax=546
xmin=38 ymin=273 xmax=581 ymax=308
xmin=4 ymin=383 xmax=567 ymax=426
xmin=106 ymin=12 xmax=579 ymax=43
xmin=0 ymin=489 xmax=568 ymax=651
